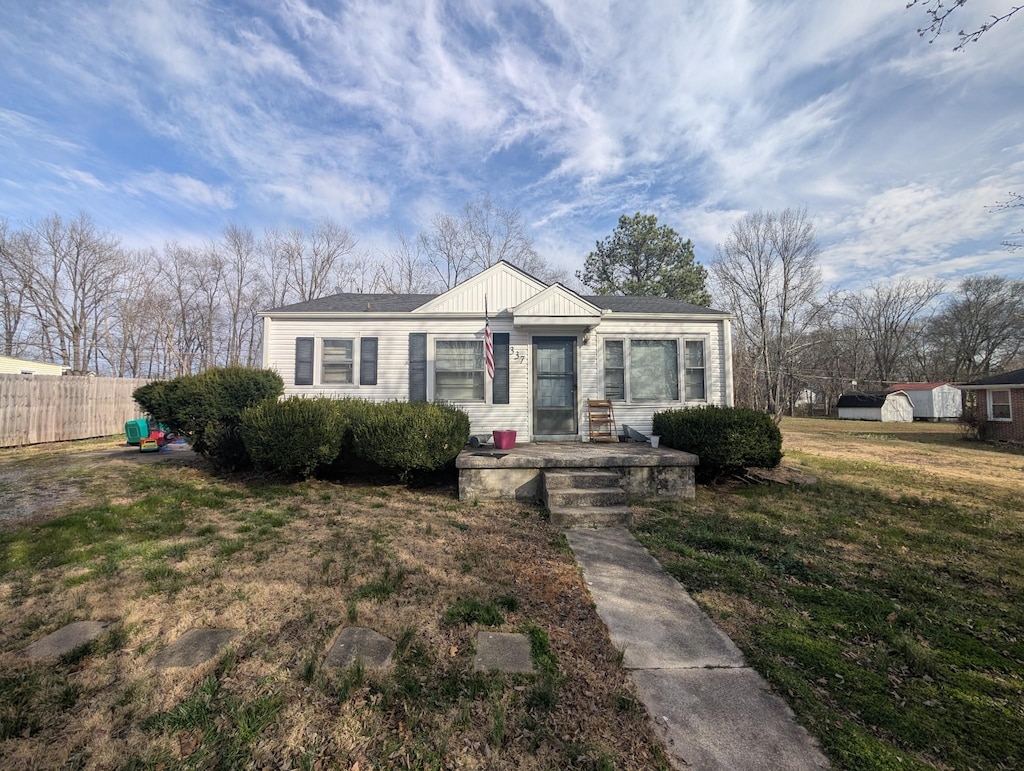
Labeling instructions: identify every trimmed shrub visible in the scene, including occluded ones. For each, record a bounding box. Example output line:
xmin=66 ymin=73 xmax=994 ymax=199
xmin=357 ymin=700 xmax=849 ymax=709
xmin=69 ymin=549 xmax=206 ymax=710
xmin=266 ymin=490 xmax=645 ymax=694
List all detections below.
xmin=240 ymin=397 xmax=348 ymax=479
xmin=350 ymin=401 xmax=470 ymax=478
xmin=653 ymin=406 xmax=782 ymax=483
xmin=133 ymin=367 xmax=284 ymax=469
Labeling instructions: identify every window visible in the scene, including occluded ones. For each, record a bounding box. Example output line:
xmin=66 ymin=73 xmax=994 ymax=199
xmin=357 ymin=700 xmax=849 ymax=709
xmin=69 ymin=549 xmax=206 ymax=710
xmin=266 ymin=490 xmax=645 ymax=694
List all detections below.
xmin=601 ymin=337 xmax=708 ymax=403
xmin=604 ymin=340 xmax=624 ymax=400
xmin=631 ymin=340 xmax=679 ymax=401
xmin=322 ymin=339 xmax=354 ymax=384
xmin=683 ymin=340 xmax=706 ymax=400
xmin=435 ymin=340 xmax=484 ymax=401
xmin=990 ymin=389 xmax=1011 ymax=420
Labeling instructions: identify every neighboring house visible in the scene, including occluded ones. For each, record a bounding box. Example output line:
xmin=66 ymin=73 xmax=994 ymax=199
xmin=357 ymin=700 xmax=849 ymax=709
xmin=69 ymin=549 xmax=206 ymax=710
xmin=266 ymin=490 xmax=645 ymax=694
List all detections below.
xmin=956 ymin=367 xmax=1024 ymax=442
xmin=887 ymin=382 xmax=962 ymax=421
xmin=0 ymin=355 xmax=68 ymax=376
xmin=258 ymin=261 xmax=735 ymax=440
xmin=836 ymin=391 xmax=914 ymax=422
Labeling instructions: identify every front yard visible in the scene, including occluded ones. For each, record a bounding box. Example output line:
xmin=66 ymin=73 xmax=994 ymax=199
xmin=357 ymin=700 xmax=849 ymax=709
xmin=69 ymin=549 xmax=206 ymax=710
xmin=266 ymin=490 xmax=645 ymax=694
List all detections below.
xmin=635 ymin=418 xmax=1024 ymax=770
xmin=3 ymin=419 xmax=1022 ymax=770
xmin=0 ymin=442 xmax=667 ymax=769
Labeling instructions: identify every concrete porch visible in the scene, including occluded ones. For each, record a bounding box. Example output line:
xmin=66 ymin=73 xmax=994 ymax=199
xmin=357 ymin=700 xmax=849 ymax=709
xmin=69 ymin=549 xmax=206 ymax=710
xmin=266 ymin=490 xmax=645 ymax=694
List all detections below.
xmin=457 ymin=442 xmax=698 ymax=524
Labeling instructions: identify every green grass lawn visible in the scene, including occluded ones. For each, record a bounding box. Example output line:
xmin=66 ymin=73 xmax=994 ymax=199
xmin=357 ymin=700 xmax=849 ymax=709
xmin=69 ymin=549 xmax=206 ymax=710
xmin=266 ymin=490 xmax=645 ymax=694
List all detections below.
xmin=634 ymin=419 xmax=1024 ymax=771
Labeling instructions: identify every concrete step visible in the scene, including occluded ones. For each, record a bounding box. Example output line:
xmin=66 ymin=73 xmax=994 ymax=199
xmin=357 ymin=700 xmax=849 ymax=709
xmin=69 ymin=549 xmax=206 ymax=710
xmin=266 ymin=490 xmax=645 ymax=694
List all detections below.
xmin=543 ymin=469 xmax=621 ymax=490
xmin=544 ymin=487 xmax=627 ymax=509
xmin=551 ymin=505 xmax=633 ymax=528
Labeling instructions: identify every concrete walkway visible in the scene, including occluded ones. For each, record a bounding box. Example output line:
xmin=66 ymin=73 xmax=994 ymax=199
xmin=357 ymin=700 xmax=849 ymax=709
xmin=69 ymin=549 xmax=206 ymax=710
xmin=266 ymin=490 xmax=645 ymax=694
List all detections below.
xmin=567 ymin=527 xmax=829 ymax=770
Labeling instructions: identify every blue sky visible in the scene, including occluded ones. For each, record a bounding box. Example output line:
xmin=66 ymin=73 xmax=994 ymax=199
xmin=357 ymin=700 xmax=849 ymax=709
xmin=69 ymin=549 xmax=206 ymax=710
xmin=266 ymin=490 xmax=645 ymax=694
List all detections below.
xmin=1 ymin=0 xmax=1022 ymax=288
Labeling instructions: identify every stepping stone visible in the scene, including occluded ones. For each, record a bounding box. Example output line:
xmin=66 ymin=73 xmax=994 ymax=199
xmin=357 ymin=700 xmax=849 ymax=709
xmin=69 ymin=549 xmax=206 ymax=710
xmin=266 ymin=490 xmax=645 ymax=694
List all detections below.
xmin=24 ymin=620 xmax=108 ymax=660
xmin=473 ymin=632 xmax=534 ymax=673
xmin=324 ymin=627 xmax=395 ymax=669
xmin=151 ymin=628 xmax=239 ymax=669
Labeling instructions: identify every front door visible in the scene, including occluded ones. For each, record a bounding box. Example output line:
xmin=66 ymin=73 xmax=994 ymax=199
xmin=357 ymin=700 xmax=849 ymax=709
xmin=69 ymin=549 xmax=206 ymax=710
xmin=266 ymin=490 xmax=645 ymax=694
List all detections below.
xmin=533 ymin=336 xmax=577 ymax=438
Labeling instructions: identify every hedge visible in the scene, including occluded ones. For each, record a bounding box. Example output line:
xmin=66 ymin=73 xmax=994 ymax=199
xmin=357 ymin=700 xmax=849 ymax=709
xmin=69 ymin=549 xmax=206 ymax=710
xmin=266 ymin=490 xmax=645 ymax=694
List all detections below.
xmin=350 ymin=401 xmax=470 ymax=479
xmin=133 ymin=366 xmax=284 ymax=469
xmin=240 ymin=397 xmax=349 ymax=479
xmin=653 ymin=405 xmax=782 ymax=483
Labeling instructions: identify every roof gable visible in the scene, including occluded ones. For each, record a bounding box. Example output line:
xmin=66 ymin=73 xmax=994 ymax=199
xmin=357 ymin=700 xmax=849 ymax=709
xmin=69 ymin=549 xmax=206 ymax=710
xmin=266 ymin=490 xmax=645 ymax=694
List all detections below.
xmin=513 ymin=284 xmax=603 ymax=322
xmin=413 ymin=261 xmax=548 ymax=314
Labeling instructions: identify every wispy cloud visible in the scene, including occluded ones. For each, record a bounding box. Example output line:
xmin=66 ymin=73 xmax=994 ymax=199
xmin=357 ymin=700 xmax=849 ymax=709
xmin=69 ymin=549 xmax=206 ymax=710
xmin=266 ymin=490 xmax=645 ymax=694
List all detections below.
xmin=0 ymin=0 xmax=1020 ymax=288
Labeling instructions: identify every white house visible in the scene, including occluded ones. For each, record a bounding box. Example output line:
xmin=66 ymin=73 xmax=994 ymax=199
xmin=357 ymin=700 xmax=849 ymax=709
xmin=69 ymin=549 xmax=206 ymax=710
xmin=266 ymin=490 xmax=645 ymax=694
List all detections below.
xmin=836 ymin=391 xmax=914 ymax=422
xmin=887 ymin=382 xmax=962 ymax=421
xmin=258 ymin=261 xmax=735 ymax=441
xmin=0 ymin=355 xmax=68 ymax=376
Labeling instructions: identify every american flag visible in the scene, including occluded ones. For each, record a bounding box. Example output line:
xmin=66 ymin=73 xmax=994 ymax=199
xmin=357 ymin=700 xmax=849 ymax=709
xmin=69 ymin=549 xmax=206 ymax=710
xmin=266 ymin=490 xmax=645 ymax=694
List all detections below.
xmin=484 ymin=299 xmax=494 ymax=379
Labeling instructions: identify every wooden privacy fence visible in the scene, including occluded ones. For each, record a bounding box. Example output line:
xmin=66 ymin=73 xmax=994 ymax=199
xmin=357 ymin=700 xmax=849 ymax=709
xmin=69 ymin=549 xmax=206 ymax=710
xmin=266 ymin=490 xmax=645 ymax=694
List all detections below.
xmin=0 ymin=374 xmax=149 ymax=447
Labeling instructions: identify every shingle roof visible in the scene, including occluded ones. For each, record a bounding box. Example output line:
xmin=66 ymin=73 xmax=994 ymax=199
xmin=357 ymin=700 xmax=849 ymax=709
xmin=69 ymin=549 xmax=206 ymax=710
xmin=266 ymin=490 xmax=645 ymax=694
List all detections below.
xmin=263 ymin=292 xmax=727 ymax=315
xmin=264 ymin=293 xmax=436 ymax=313
xmin=836 ymin=393 xmax=888 ymax=409
xmin=959 ymin=367 xmax=1024 ymax=387
xmin=582 ymin=295 xmax=727 ymax=315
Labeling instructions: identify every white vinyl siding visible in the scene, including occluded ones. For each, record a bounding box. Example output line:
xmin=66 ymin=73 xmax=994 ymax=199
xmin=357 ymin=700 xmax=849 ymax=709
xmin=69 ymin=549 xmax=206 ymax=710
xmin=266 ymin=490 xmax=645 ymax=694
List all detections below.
xmin=435 ymin=340 xmax=485 ymax=401
xmin=261 ymin=269 xmax=731 ymax=441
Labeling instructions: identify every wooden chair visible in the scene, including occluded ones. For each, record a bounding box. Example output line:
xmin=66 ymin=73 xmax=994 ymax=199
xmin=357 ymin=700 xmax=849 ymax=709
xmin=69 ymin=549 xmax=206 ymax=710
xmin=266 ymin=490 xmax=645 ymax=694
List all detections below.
xmin=587 ymin=399 xmax=619 ymax=442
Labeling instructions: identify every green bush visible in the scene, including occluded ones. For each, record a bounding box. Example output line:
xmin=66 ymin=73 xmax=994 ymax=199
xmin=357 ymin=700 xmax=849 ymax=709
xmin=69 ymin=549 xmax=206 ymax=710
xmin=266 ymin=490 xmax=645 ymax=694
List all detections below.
xmin=133 ymin=367 xmax=284 ymax=469
xmin=240 ymin=397 xmax=348 ymax=479
xmin=350 ymin=401 xmax=470 ymax=478
xmin=653 ymin=406 xmax=782 ymax=483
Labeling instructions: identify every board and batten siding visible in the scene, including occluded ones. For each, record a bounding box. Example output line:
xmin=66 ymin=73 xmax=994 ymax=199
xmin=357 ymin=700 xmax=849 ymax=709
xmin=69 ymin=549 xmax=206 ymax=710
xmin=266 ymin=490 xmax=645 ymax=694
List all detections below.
xmin=264 ymin=315 xmax=533 ymax=436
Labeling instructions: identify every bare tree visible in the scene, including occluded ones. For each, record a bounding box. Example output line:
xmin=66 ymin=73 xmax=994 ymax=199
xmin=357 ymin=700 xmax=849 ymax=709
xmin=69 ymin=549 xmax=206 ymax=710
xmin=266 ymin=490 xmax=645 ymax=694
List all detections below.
xmin=12 ymin=212 xmax=127 ymax=372
xmin=908 ymin=0 xmax=1023 ymax=50
xmin=924 ymin=275 xmax=1024 ymax=380
xmin=0 ymin=219 xmax=30 ymax=357
xmin=419 ymin=195 xmax=566 ymax=289
xmin=376 ymin=231 xmax=438 ymax=293
xmin=712 ymin=208 xmax=823 ymax=419
xmin=842 ymin=278 xmax=944 ymax=386
xmin=220 ymin=223 xmax=265 ymax=366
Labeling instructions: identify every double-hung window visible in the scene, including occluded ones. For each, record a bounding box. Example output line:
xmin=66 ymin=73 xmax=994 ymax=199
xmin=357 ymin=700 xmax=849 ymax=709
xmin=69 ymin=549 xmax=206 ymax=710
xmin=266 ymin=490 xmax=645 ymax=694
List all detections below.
xmin=604 ymin=340 xmax=625 ymax=400
xmin=322 ymin=339 xmax=354 ymax=384
xmin=683 ymin=340 xmax=706 ymax=400
xmin=435 ymin=340 xmax=485 ymax=401
xmin=990 ymin=389 xmax=1011 ymax=420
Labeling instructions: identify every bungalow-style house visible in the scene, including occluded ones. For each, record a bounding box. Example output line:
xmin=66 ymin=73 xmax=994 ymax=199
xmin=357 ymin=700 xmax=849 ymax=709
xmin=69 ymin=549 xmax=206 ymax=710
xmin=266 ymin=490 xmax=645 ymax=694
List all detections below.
xmin=957 ymin=367 xmax=1024 ymax=442
xmin=887 ymin=382 xmax=962 ymax=421
xmin=258 ymin=261 xmax=735 ymax=441
xmin=836 ymin=391 xmax=914 ymax=422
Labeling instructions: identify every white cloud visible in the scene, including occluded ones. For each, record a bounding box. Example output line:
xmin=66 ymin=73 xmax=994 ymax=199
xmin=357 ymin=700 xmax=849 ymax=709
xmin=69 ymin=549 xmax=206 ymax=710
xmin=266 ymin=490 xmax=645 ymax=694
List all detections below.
xmin=123 ymin=171 xmax=234 ymax=210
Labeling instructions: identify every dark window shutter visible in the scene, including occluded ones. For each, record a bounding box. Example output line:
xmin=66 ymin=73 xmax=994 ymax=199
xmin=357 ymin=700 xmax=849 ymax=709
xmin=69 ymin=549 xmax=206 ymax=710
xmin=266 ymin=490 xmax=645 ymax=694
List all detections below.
xmin=295 ymin=337 xmax=314 ymax=385
xmin=492 ymin=333 xmax=510 ymax=404
xmin=409 ymin=333 xmax=426 ymax=402
xmin=360 ymin=337 xmax=378 ymax=385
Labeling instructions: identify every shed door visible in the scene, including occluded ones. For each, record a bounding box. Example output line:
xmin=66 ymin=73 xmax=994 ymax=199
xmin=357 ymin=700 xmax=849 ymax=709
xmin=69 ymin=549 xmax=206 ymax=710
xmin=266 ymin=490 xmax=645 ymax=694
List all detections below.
xmin=533 ymin=337 xmax=577 ymax=437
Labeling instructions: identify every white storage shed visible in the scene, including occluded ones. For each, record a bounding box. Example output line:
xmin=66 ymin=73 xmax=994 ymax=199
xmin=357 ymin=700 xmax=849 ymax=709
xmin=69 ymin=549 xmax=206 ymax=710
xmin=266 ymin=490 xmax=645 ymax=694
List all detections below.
xmin=887 ymin=382 xmax=962 ymax=421
xmin=836 ymin=391 xmax=914 ymax=422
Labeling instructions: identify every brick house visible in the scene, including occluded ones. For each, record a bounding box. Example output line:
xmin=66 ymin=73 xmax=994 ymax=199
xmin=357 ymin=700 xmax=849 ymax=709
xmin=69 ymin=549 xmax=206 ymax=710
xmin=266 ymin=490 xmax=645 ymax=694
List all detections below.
xmin=957 ymin=367 xmax=1024 ymax=442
